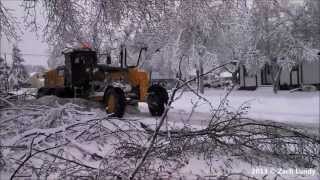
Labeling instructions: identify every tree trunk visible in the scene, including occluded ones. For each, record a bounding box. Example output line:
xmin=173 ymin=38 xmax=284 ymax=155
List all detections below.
xmin=272 ymin=66 xmax=282 ymax=94
xmin=199 ymin=59 xmax=204 ymax=94
xmin=196 ymin=69 xmax=200 ymax=93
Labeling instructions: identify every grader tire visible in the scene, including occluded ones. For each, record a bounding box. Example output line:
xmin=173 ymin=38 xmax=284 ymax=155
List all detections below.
xmin=147 ymin=85 xmax=168 ymax=116
xmin=104 ymin=87 xmax=126 ymax=118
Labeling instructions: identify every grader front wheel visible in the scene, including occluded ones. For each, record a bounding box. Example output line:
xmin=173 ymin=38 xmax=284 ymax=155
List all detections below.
xmin=104 ymin=87 xmax=126 ymax=118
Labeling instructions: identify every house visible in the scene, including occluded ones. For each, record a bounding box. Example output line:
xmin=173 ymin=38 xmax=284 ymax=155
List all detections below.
xmin=238 ymin=55 xmax=320 ymax=90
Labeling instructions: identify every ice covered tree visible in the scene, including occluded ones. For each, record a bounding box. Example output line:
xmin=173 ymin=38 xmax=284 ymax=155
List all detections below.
xmin=0 ymin=56 xmax=10 ymax=92
xmin=210 ymin=0 xmax=261 ymax=74
xmin=21 ymin=0 xmax=217 ymax=85
xmin=163 ymin=0 xmax=220 ymax=93
xmin=251 ymin=0 xmax=319 ymax=92
xmin=8 ymin=45 xmax=29 ymax=90
xmin=23 ymin=0 xmax=172 ymax=57
xmin=0 ymin=0 xmax=18 ymax=40
xmin=291 ymin=0 xmax=320 ymax=49
xmin=20 ymin=0 xmax=319 ymax=93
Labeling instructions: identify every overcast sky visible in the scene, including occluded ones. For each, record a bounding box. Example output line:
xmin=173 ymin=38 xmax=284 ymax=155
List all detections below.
xmin=1 ymin=0 xmax=49 ymax=67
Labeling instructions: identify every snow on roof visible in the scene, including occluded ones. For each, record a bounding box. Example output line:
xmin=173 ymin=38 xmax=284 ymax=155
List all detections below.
xmin=62 ymin=42 xmax=93 ymax=54
xmin=29 ymin=72 xmax=38 ymax=77
xmin=62 ymin=47 xmax=93 ymax=54
xmin=220 ymin=71 xmax=232 ymax=78
xmin=29 ymin=72 xmax=44 ymax=78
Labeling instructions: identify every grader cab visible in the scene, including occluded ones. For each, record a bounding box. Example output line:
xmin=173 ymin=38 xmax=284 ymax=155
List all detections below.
xmin=37 ymin=46 xmax=168 ymax=117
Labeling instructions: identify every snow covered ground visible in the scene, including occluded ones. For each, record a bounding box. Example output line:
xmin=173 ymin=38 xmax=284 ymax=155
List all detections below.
xmin=1 ymin=88 xmax=319 ymax=179
xmin=137 ymin=88 xmax=320 ymax=180
xmin=137 ymin=87 xmax=319 ymax=135
xmin=170 ymin=87 xmax=319 ymax=125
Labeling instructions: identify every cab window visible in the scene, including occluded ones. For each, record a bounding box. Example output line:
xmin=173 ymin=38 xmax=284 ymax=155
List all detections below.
xmin=75 ymin=57 xmax=80 ymax=64
xmin=58 ymin=69 xmax=64 ymax=76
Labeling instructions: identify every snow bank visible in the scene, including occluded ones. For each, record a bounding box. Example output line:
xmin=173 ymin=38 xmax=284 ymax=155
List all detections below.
xmin=33 ymin=95 xmax=103 ymax=109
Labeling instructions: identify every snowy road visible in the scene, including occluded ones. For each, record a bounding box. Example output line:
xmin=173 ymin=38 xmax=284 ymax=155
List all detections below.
xmin=132 ymin=89 xmax=320 ymax=180
xmin=170 ymin=88 xmax=319 ymax=124
xmin=135 ymin=88 xmax=319 ymax=132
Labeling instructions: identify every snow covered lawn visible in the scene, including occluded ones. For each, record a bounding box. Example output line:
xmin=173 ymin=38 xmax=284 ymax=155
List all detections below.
xmin=171 ymin=87 xmax=319 ymax=125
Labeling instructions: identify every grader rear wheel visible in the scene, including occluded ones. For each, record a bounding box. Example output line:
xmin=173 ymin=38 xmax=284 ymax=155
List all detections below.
xmin=104 ymin=87 xmax=126 ymax=118
xmin=107 ymin=95 xmax=116 ymax=112
xmin=147 ymin=85 xmax=169 ymax=116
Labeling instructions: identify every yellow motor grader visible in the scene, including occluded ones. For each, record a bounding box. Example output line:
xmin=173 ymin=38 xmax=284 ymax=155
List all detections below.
xmin=37 ymin=46 xmax=168 ymax=117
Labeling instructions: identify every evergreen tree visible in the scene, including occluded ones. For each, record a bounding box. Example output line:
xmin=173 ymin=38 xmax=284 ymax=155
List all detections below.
xmin=8 ymin=45 xmax=29 ymax=90
xmin=0 ymin=57 xmax=10 ymax=92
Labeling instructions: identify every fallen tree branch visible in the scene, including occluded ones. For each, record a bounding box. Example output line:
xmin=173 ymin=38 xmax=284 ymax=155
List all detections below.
xmin=0 ymin=97 xmax=16 ymax=108
xmin=10 ymin=142 xmax=67 ymax=180
xmin=129 ymin=61 xmax=243 ymax=179
xmin=129 ymin=82 xmax=181 ymax=179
